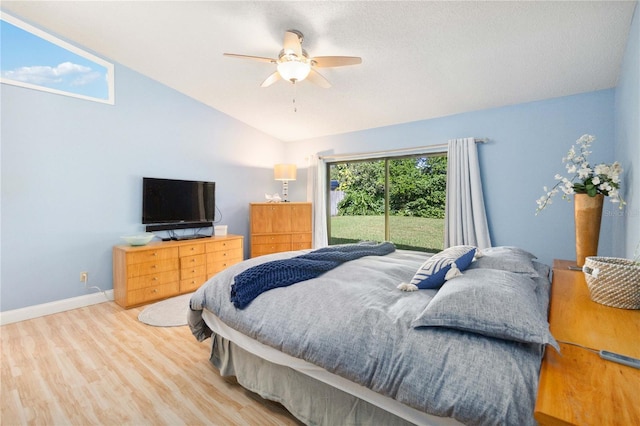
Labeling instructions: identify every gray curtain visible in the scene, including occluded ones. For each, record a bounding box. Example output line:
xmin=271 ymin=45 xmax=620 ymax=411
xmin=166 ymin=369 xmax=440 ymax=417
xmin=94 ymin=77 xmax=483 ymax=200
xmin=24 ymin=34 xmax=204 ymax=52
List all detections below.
xmin=444 ymin=138 xmax=491 ymax=248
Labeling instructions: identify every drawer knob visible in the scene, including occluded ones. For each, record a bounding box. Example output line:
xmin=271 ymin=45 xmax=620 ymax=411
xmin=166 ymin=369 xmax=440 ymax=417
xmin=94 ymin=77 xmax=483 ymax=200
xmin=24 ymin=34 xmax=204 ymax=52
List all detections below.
xmin=153 ymin=277 xmax=158 ymax=281
xmin=223 ymin=253 xmax=227 ymax=257
xmin=153 ymin=289 xmax=158 ymax=293
xmin=152 ymin=252 xmax=157 ymax=256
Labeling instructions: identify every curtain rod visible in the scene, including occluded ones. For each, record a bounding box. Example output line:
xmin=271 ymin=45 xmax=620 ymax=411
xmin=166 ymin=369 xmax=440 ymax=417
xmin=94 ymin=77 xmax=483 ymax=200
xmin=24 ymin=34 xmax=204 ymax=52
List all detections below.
xmin=319 ymin=138 xmax=489 ymax=161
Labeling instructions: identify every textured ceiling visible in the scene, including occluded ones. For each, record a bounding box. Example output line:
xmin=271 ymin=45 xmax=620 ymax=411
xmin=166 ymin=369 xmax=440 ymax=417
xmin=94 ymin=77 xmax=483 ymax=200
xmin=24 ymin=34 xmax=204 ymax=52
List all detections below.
xmin=2 ymin=1 xmax=637 ymax=141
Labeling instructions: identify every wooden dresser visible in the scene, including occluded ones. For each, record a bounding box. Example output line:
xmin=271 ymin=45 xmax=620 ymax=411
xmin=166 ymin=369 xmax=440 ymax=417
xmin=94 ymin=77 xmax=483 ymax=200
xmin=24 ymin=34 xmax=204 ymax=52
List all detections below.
xmin=535 ymin=259 xmax=640 ymax=425
xmin=113 ymin=234 xmax=243 ymax=308
xmin=250 ymin=202 xmax=312 ymax=258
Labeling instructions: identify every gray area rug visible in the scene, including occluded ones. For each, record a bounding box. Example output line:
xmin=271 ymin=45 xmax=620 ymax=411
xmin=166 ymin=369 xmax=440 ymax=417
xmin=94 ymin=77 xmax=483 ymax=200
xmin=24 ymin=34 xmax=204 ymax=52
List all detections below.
xmin=138 ymin=292 xmax=193 ymax=327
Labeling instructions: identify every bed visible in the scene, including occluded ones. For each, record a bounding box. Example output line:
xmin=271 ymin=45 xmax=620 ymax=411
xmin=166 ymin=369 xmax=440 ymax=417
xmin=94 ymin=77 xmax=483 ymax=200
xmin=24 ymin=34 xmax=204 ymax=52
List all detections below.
xmin=188 ymin=244 xmax=557 ymax=426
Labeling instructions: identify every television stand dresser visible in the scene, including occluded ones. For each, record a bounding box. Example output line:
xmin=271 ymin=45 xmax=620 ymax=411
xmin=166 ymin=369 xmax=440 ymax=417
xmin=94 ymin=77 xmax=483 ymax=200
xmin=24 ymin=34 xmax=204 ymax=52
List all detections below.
xmin=535 ymin=259 xmax=640 ymax=425
xmin=113 ymin=234 xmax=243 ymax=308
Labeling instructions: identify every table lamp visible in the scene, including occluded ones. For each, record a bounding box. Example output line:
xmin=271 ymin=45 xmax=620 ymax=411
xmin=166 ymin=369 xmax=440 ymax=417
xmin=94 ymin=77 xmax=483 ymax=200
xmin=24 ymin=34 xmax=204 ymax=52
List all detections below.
xmin=274 ymin=164 xmax=297 ymax=202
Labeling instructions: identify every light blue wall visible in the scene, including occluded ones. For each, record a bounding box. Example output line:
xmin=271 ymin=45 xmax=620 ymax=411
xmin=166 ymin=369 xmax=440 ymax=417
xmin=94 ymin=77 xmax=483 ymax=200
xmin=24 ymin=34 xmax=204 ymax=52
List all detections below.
xmin=288 ymin=90 xmax=621 ymax=267
xmin=3 ymin=8 xmax=636 ymax=312
xmin=614 ymin=1 xmax=640 ymax=259
xmin=1 ymin=63 xmax=286 ymax=311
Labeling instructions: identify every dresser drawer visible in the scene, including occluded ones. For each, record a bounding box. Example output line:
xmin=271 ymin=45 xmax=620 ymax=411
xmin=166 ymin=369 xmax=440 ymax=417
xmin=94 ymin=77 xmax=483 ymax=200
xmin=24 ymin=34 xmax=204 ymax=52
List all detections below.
xmin=127 ymin=282 xmax=180 ymax=306
xmin=181 ymin=254 xmax=206 ymax=269
xmin=127 ymin=270 xmax=179 ymax=291
xmin=179 ymin=243 xmax=205 ymax=257
xmin=181 ymin=264 xmax=207 ymax=280
xmin=252 ymin=243 xmax=291 ymax=257
xmin=207 ymin=257 xmax=243 ymax=276
xmin=292 ymin=242 xmax=312 ymax=251
xmin=206 ymin=238 xmax=243 ymax=252
xmin=126 ymin=247 xmax=179 ymax=265
xmin=180 ymin=275 xmax=207 ymax=293
xmin=207 ymin=248 xmax=242 ymax=262
xmin=126 ymin=259 xmax=179 ymax=278
xmin=291 ymin=233 xmax=312 ymax=243
xmin=252 ymin=234 xmax=291 ymax=245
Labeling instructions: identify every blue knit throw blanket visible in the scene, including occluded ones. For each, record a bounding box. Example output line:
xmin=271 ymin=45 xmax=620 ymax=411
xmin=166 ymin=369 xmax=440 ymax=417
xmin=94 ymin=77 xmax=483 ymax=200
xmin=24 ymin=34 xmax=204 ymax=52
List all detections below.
xmin=230 ymin=242 xmax=396 ymax=309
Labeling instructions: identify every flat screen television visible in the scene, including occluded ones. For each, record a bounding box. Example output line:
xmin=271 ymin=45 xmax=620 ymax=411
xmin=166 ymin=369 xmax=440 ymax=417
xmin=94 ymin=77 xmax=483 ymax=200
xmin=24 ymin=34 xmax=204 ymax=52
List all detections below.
xmin=142 ymin=177 xmax=215 ymax=228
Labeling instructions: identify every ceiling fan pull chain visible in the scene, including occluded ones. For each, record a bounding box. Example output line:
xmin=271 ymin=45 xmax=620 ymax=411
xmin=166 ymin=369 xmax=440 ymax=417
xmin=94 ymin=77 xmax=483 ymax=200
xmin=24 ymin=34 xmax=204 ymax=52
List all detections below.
xmin=292 ymin=81 xmax=298 ymax=113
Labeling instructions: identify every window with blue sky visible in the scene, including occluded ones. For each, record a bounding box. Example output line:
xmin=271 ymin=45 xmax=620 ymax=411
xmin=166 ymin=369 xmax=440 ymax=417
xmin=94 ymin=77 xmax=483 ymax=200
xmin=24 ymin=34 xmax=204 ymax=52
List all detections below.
xmin=1 ymin=12 xmax=114 ymax=104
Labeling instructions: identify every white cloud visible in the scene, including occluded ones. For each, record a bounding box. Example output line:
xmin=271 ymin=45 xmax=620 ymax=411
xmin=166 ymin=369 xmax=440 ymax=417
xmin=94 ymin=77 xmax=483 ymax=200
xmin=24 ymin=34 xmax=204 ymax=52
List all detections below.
xmin=71 ymin=71 xmax=101 ymax=86
xmin=1 ymin=61 xmax=96 ymax=86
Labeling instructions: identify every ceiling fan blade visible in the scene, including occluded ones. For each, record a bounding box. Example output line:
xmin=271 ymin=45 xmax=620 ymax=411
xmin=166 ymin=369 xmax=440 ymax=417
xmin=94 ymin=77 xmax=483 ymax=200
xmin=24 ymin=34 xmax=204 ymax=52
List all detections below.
xmin=311 ymin=56 xmax=362 ymax=68
xmin=223 ymin=53 xmax=276 ymax=64
xmin=261 ymin=71 xmax=282 ymax=87
xmin=306 ymin=69 xmax=331 ymax=88
xmin=283 ymin=30 xmax=303 ymax=57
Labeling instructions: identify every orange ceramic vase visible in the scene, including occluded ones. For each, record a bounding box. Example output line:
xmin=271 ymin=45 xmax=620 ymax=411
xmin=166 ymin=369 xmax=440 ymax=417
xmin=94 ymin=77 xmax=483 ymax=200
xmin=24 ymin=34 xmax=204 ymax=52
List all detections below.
xmin=574 ymin=193 xmax=604 ymax=267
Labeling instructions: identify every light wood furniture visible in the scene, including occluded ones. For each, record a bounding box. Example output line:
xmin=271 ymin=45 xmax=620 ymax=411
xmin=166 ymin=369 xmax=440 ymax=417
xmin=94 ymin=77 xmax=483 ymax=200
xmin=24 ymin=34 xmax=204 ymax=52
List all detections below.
xmin=250 ymin=202 xmax=312 ymax=258
xmin=113 ymin=235 xmax=243 ymax=308
xmin=0 ymin=302 xmax=301 ymax=425
xmin=535 ymin=259 xmax=640 ymax=426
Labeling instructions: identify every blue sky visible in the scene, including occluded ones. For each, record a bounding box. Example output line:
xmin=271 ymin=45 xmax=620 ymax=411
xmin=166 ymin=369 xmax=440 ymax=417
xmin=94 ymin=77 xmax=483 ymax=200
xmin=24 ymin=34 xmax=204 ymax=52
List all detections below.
xmin=1 ymin=18 xmax=109 ymax=100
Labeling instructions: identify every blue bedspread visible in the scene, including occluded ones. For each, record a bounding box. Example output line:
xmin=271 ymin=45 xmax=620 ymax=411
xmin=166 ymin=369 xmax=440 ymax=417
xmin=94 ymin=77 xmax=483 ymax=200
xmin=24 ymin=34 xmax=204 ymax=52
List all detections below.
xmin=231 ymin=242 xmax=395 ymax=308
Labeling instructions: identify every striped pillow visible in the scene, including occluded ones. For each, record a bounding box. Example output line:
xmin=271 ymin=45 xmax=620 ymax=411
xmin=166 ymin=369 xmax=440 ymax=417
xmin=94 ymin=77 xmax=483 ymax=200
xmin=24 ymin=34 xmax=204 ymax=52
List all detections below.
xmin=409 ymin=245 xmax=477 ymax=290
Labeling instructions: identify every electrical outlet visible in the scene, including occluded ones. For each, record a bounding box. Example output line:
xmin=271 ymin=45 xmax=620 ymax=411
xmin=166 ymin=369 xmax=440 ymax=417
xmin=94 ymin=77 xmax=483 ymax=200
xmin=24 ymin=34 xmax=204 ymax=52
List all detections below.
xmin=80 ymin=272 xmax=88 ymax=283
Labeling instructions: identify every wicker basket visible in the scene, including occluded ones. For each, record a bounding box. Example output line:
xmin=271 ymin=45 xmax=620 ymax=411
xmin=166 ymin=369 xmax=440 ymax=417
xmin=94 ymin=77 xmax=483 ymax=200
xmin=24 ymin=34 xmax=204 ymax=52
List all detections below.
xmin=583 ymin=257 xmax=640 ymax=309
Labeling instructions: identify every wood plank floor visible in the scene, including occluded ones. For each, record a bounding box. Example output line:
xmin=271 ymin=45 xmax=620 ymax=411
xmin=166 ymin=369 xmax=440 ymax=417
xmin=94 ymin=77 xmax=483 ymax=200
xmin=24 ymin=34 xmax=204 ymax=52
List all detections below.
xmin=1 ymin=301 xmax=303 ymax=425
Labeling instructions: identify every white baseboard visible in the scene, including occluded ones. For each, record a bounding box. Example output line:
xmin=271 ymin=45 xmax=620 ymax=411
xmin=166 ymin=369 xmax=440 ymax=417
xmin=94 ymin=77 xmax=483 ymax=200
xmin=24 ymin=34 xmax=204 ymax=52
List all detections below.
xmin=0 ymin=290 xmax=114 ymax=326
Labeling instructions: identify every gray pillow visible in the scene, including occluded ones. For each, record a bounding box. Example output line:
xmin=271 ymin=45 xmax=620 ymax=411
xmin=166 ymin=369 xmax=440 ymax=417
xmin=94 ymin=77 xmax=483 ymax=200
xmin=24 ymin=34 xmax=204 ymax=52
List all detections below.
xmin=411 ymin=268 xmax=558 ymax=350
xmin=480 ymin=246 xmax=537 ymax=259
xmin=468 ymin=246 xmax=540 ymax=277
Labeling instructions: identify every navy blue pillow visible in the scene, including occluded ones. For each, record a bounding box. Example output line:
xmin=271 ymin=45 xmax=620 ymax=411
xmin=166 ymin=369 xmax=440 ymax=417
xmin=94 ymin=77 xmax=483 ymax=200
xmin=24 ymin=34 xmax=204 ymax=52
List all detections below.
xmin=409 ymin=245 xmax=477 ymax=289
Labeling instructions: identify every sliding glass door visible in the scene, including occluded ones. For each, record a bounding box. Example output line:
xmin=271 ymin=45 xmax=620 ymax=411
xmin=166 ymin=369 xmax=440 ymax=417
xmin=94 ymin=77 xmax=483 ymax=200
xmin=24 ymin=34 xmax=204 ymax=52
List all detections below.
xmin=328 ymin=154 xmax=447 ymax=253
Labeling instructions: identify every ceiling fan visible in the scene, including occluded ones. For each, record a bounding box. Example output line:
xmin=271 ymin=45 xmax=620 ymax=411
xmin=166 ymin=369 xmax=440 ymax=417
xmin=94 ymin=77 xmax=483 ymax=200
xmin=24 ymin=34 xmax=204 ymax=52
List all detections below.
xmin=224 ymin=29 xmax=362 ymax=88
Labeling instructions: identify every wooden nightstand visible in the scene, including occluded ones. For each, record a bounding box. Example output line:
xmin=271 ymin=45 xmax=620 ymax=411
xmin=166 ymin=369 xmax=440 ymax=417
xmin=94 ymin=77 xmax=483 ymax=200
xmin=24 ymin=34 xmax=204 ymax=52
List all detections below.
xmin=535 ymin=259 xmax=640 ymax=425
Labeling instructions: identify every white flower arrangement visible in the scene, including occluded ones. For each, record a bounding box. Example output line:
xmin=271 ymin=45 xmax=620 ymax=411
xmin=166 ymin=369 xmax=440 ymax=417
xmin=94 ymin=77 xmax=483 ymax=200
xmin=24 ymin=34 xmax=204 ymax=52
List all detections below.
xmin=536 ymin=134 xmax=625 ymax=214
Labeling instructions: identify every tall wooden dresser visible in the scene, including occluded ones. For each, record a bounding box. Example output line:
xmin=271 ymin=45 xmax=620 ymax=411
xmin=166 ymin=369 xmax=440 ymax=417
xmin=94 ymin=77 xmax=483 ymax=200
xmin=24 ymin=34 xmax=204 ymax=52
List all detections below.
xmin=113 ymin=234 xmax=243 ymax=308
xmin=250 ymin=202 xmax=312 ymax=257
xmin=535 ymin=259 xmax=640 ymax=425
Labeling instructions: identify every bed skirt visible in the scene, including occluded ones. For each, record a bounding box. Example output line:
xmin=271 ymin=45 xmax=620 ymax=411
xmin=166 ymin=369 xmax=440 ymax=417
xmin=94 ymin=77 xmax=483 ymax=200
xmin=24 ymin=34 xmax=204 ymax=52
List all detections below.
xmin=203 ymin=310 xmax=461 ymax=426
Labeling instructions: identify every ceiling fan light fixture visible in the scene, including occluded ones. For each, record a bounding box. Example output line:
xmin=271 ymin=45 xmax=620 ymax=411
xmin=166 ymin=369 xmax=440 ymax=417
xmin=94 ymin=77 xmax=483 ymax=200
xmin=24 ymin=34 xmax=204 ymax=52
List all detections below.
xmin=224 ymin=29 xmax=361 ymax=88
xmin=277 ymin=59 xmax=311 ymax=83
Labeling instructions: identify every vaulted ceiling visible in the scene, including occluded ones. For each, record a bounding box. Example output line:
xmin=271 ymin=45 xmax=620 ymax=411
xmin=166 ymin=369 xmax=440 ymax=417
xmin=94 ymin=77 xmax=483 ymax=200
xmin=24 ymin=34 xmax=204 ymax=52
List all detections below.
xmin=2 ymin=1 xmax=637 ymax=141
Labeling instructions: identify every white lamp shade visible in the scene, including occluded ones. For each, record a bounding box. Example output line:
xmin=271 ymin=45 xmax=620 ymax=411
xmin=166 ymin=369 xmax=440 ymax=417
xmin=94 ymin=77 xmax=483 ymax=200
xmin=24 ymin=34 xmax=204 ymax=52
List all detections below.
xmin=277 ymin=60 xmax=311 ymax=82
xmin=274 ymin=164 xmax=297 ymax=181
